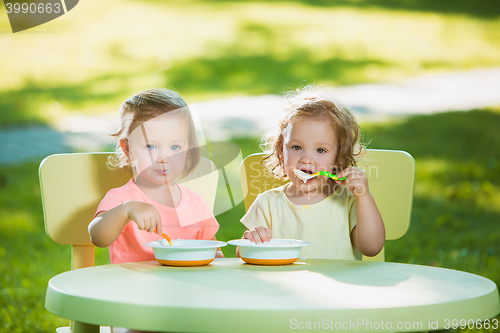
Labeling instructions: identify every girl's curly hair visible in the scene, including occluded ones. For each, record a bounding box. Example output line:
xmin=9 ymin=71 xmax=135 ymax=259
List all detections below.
xmin=261 ymin=86 xmax=365 ymax=180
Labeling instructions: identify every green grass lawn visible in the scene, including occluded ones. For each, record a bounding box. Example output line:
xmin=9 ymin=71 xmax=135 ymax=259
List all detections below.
xmin=1 ymin=107 xmax=499 ymax=332
xmin=1 ymin=0 xmax=500 ymax=127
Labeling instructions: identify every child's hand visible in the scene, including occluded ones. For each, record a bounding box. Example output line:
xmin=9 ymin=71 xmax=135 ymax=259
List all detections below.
xmin=124 ymin=201 xmax=162 ymax=234
xmin=243 ymin=226 xmax=272 ymax=243
xmin=336 ymin=167 xmax=370 ymax=199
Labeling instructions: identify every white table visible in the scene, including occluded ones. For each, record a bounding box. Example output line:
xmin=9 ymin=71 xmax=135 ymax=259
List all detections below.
xmin=46 ymin=258 xmax=500 ymax=332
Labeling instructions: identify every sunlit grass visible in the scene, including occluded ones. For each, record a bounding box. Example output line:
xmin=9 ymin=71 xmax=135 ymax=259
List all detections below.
xmin=1 ymin=0 xmax=500 ymax=126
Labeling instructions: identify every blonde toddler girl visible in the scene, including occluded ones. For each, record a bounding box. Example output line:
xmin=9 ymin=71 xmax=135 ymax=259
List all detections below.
xmin=88 ymin=88 xmax=223 ymax=264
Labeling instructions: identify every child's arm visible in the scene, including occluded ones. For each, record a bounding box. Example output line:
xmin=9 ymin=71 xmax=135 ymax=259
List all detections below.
xmin=240 ymin=193 xmax=273 ymax=244
xmin=337 ymin=167 xmax=385 ymax=257
xmin=88 ymin=201 xmax=162 ymax=248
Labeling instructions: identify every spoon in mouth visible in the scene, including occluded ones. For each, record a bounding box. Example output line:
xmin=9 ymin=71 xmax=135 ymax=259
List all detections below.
xmin=293 ymin=169 xmax=347 ymax=183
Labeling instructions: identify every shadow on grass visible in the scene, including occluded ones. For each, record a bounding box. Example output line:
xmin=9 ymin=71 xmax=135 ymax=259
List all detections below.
xmin=202 ymin=0 xmax=500 ymax=19
xmin=362 ymin=109 xmax=500 ymax=181
xmin=0 ymin=55 xmax=393 ymax=128
xmin=0 ymin=49 xmax=393 ymax=128
xmin=0 ymin=75 xmax=132 ymax=128
xmin=165 ymin=52 xmax=389 ymax=96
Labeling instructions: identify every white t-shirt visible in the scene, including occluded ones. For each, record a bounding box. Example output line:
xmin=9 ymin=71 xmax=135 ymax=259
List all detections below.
xmin=241 ymin=184 xmax=358 ymax=260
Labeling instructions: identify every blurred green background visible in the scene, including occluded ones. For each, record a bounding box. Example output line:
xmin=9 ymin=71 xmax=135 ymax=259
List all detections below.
xmin=1 ymin=0 xmax=499 ymax=332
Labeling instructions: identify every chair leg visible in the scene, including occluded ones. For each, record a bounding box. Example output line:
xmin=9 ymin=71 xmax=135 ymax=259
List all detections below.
xmin=72 ymin=321 xmax=100 ymax=333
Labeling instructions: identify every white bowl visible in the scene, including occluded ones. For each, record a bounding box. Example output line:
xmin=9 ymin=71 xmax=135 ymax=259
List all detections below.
xmin=144 ymin=239 xmax=227 ymax=266
xmin=228 ymin=239 xmax=311 ymax=265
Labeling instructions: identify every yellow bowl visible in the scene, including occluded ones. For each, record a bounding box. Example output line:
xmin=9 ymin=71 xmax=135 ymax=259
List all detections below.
xmin=144 ymin=239 xmax=227 ymax=267
xmin=228 ymin=239 xmax=311 ymax=265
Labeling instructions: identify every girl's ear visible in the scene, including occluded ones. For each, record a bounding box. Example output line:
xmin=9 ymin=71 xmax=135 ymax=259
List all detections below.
xmin=278 ymin=145 xmax=287 ymax=177
xmin=278 ymin=148 xmax=285 ymax=166
xmin=278 ymin=140 xmax=285 ymax=160
xmin=120 ymin=139 xmax=131 ymax=160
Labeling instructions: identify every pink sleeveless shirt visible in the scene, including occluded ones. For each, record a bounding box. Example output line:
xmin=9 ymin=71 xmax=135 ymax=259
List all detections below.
xmin=95 ymin=179 xmax=219 ymax=264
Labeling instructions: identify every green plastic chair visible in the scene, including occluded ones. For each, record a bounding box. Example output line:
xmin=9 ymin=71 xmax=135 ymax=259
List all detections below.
xmin=239 ymin=149 xmax=416 ymax=262
xmin=39 ymin=152 xmax=218 ymax=333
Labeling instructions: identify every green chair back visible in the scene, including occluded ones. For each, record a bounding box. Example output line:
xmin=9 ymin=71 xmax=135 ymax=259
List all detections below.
xmin=239 ymin=149 xmax=416 ymax=261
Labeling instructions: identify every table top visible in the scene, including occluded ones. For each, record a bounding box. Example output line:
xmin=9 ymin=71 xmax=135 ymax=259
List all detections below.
xmin=46 ymin=258 xmax=500 ymax=333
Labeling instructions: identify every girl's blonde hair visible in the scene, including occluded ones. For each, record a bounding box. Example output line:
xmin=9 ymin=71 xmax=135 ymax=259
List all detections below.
xmin=108 ymin=88 xmax=200 ymax=177
xmin=261 ymin=86 xmax=364 ymax=180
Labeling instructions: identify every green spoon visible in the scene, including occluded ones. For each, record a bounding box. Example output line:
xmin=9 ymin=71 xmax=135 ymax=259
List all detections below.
xmin=294 ymin=169 xmax=347 ymax=183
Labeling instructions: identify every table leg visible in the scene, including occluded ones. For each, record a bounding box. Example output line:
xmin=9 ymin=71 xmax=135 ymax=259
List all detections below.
xmin=72 ymin=321 xmax=100 ymax=333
